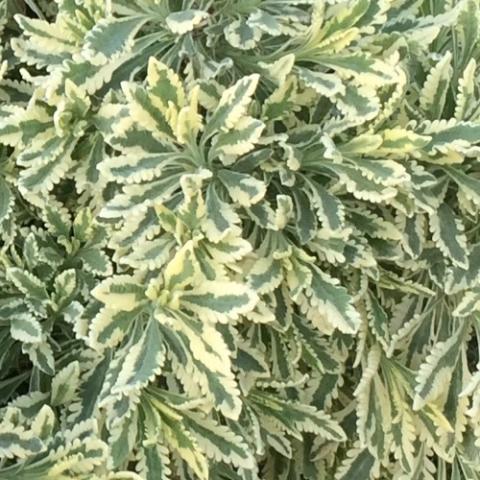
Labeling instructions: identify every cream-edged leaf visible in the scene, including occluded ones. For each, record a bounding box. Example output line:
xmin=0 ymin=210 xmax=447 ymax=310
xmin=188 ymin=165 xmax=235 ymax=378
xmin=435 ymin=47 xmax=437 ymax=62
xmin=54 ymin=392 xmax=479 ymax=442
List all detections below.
xmin=250 ymin=391 xmax=346 ymax=441
xmin=306 ymin=269 xmax=361 ymax=334
xmin=455 ymin=58 xmax=477 ymax=120
xmin=7 ymin=268 xmax=49 ymax=302
xmin=51 ymin=361 xmax=80 ymax=406
xmin=297 ymin=68 xmax=345 ymax=97
xmin=92 ymin=275 xmax=145 ymax=312
xmin=378 ymin=128 xmax=431 ymax=154
xmin=0 ymin=177 xmax=12 ymax=222
xmin=413 ymin=323 xmax=468 ymax=410
xmin=89 ymin=306 xmax=144 ymax=351
xmin=248 ymin=256 xmax=284 ymax=294
xmin=147 ymin=57 xmax=186 ymax=112
xmin=204 ymin=183 xmax=241 ymax=242
xmin=165 ymin=9 xmax=209 ymax=34
xmin=217 ymin=170 xmax=266 ymax=207
xmin=212 ymin=116 xmax=265 ymax=159
xmin=205 ymin=74 xmax=259 ymax=137
xmin=23 ymin=341 xmax=55 ymax=376
xmin=10 ymin=314 xmax=43 ymax=344
xmin=453 ymin=287 xmax=480 ymax=317
xmin=113 ymin=319 xmax=166 ymax=394
xmin=179 ymin=281 xmax=258 ymax=323
xmin=163 ymin=241 xmax=198 ymax=292
xmin=185 ymin=412 xmax=255 ymax=469
xmin=224 ymin=18 xmax=261 ymax=50
xmin=429 ymin=204 xmax=469 ymax=269
xmin=420 ymin=51 xmax=452 ymax=119
xmin=0 ymin=425 xmax=45 ymax=460
xmin=82 ymin=16 xmax=147 ymax=65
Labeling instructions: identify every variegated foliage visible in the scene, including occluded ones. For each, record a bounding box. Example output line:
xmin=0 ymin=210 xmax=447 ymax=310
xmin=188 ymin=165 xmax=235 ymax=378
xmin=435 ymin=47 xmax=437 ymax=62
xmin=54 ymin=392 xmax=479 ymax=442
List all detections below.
xmin=0 ymin=0 xmax=479 ymax=478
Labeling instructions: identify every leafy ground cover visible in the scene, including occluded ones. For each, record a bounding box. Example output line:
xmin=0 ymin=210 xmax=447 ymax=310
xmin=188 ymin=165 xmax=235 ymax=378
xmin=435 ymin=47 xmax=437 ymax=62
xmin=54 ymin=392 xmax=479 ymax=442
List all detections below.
xmin=0 ymin=0 xmax=479 ymax=479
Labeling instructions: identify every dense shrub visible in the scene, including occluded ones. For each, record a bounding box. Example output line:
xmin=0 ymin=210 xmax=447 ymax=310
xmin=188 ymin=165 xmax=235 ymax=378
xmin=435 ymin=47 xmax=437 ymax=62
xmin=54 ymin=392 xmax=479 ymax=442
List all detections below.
xmin=0 ymin=0 xmax=480 ymax=478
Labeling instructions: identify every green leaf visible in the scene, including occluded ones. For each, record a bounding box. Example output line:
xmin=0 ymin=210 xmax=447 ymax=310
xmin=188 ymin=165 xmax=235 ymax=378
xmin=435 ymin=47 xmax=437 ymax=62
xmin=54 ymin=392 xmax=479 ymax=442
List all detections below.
xmin=413 ymin=323 xmax=468 ymax=410
xmin=0 ymin=177 xmax=12 ymax=222
xmin=122 ymin=82 xmax=173 ymax=140
xmin=163 ymin=241 xmax=198 ymax=291
xmin=378 ymin=128 xmax=431 ymax=154
xmin=43 ymin=203 xmax=71 ymax=238
xmin=248 ymin=256 xmax=283 ymax=294
xmin=89 ymin=306 xmax=143 ymax=351
xmin=52 ymin=269 xmax=77 ymax=309
xmin=400 ymin=214 xmax=425 ymax=258
xmin=292 ymin=314 xmax=341 ymax=373
xmin=455 ymin=58 xmax=476 ymax=120
xmin=165 ymin=9 xmax=209 ymax=34
xmin=456 ymin=0 xmax=479 ymax=68
xmin=297 ymin=68 xmax=345 ymax=97
xmin=306 ymin=180 xmax=345 ymax=231
xmin=327 ymin=163 xmax=397 ymax=203
xmin=443 ymin=166 xmax=480 ymax=209
xmin=113 ymin=318 xmax=166 ymax=394
xmin=293 ymin=190 xmax=317 ymax=244
xmin=140 ymin=444 xmax=171 ymax=480
xmin=429 ymin=204 xmax=469 ymax=269
xmin=92 ymin=275 xmax=145 ymax=312
xmin=337 ymin=85 xmax=380 ymax=120
xmin=366 ymin=293 xmax=390 ymax=351
xmin=205 ymin=74 xmax=259 ymax=137
xmin=23 ymin=341 xmax=55 ymax=375
xmin=51 ymin=361 xmax=80 ymax=406
xmin=184 ymin=412 xmax=255 ymax=469
xmin=204 ymin=183 xmax=241 ymax=242
xmin=307 ymin=269 xmax=361 ymax=334
xmin=453 ymin=287 xmax=480 ymax=317
xmin=82 ymin=16 xmax=147 ymax=65
xmin=212 ymin=117 xmax=265 ymax=160
xmin=420 ymin=51 xmax=452 ymax=119
xmin=217 ymin=170 xmax=266 ymax=207
xmin=110 ymin=410 xmax=139 ymax=470
xmin=72 ymin=211 xmax=94 ymax=245
xmin=247 ymin=8 xmax=286 ymax=36
xmin=179 ymin=281 xmax=258 ymax=323
xmin=18 ymin=135 xmax=76 ymax=195
xmin=121 ymin=237 xmax=175 ymax=271
xmin=321 ymin=0 xmax=371 ymax=37
xmin=147 ymin=57 xmax=186 ymax=113
xmin=224 ymin=18 xmax=261 ymax=50
xmin=161 ymin=315 xmax=242 ymax=419
xmin=7 ymin=268 xmax=49 ymax=302
xmin=263 ymin=76 xmax=299 ymax=121
xmin=77 ymin=247 xmax=113 ymax=276
xmin=425 ymin=121 xmax=480 ymax=152
xmin=250 ymin=391 xmax=346 ymax=441
xmin=334 ymin=447 xmax=376 ymax=480
xmin=10 ymin=314 xmax=43 ymax=344
xmin=0 ymin=426 xmax=45 ymax=460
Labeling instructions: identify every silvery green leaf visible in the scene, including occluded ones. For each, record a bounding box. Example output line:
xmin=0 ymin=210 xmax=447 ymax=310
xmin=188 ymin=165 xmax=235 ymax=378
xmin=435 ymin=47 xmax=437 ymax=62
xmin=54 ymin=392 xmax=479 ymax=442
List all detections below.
xmin=82 ymin=16 xmax=147 ymax=65
xmin=307 ymin=269 xmax=361 ymax=334
xmin=204 ymin=74 xmax=259 ymax=137
xmin=10 ymin=314 xmax=43 ymax=344
xmin=429 ymin=204 xmax=469 ymax=269
xmin=420 ymin=51 xmax=452 ymax=120
xmin=413 ymin=323 xmax=468 ymax=410
xmin=0 ymin=176 xmax=12 ymax=222
xmin=51 ymin=361 xmax=80 ymax=405
xmin=224 ymin=18 xmax=262 ymax=50
xmin=166 ymin=9 xmax=209 ymax=35
xmin=217 ymin=170 xmax=266 ymax=207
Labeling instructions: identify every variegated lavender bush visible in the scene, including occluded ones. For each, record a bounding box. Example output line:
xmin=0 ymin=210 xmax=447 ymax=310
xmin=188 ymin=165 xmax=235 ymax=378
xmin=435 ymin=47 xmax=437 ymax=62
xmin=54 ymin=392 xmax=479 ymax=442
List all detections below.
xmin=0 ymin=0 xmax=479 ymax=479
